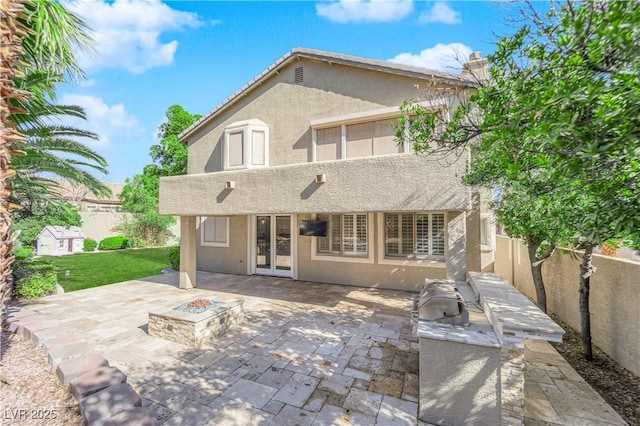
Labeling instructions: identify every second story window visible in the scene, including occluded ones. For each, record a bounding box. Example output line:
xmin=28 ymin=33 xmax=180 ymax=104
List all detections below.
xmin=223 ymin=119 xmax=269 ymax=170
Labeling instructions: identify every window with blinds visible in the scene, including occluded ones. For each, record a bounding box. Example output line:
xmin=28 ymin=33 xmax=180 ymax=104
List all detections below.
xmin=385 ymin=213 xmax=445 ymax=258
xmin=315 ymin=126 xmax=341 ymax=161
xmin=317 ymin=214 xmax=367 ymax=256
xmin=201 ymin=217 xmax=229 ymax=247
xmin=345 ymin=119 xmax=401 ymax=159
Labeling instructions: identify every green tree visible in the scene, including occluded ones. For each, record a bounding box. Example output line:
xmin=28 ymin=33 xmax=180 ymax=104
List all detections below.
xmin=119 ymin=105 xmax=201 ymax=246
xmin=12 ymin=201 xmax=82 ymax=246
xmin=399 ymin=0 xmax=640 ymax=359
xmin=1 ymin=0 xmax=93 ymax=307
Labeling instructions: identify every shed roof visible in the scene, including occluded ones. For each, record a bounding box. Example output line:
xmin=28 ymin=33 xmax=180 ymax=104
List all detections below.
xmin=38 ymin=225 xmax=85 ymax=239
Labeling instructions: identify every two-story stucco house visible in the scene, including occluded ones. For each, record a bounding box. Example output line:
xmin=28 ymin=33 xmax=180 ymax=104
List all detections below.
xmin=159 ymin=48 xmax=494 ymax=292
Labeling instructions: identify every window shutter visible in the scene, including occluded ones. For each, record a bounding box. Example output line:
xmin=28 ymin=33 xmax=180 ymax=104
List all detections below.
xmin=251 ymin=130 xmax=266 ymax=165
xmin=228 ymin=132 xmax=244 ymax=166
xmin=401 ymin=214 xmax=414 ymax=255
xmin=346 ymin=122 xmax=374 ymax=159
xmin=356 ymin=214 xmax=367 ymax=254
xmin=416 ymin=214 xmax=430 ymax=255
xmin=373 ymin=119 xmax=401 ymax=155
xmin=316 ymin=126 xmax=341 ymax=161
xmin=432 ymin=214 xmax=445 ymax=255
xmin=385 ymin=214 xmax=399 ymax=255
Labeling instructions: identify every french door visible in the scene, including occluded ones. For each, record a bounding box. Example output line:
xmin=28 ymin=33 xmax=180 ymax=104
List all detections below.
xmin=254 ymin=214 xmax=294 ymax=277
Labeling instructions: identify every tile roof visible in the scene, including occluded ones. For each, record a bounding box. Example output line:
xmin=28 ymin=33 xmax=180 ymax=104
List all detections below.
xmin=53 ymin=179 xmax=123 ymax=205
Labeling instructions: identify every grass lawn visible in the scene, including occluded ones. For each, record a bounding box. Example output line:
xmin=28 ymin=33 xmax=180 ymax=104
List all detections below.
xmin=43 ymin=247 xmax=174 ymax=292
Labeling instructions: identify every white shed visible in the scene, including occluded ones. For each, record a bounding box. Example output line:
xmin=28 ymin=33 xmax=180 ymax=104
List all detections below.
xmin=36 ymin=226 xmax=85 ymax=256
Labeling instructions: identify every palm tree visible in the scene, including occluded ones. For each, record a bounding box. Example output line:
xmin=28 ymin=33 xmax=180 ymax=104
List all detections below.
xmin=1 ymin=0 xmax=94 ymax=307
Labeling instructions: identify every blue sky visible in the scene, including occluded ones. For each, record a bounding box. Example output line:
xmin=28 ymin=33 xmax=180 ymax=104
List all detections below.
xmin=58 ymin=0 xmax=520 ymax=184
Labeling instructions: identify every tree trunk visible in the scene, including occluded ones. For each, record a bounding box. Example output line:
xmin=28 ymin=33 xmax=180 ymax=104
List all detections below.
xmin=579 ymin=244 xmax=596 ymax=360
xmin=527 ymin=242 xmax=547 ymax=312
xmin=0 ymin=0 xmax=28 ymax=309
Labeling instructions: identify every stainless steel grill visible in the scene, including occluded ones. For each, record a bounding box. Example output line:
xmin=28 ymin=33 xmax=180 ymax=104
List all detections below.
xmin=412 ymin=279 xmax=469 ymax=326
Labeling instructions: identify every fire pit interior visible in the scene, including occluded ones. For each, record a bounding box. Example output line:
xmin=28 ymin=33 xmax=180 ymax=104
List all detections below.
xmin=148 ymin=298 xmax=243 ymax=346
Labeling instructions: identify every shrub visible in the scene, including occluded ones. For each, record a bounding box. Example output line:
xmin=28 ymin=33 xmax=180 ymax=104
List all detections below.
xmin=14 ymin=246 xmax=35 ymax=260
xmin=15 ymin=271 xmax=57 ymax=299
xmin=169 ymin=246 xmax=180 ymax=270
xmin=83 ymin=238 xmax=98 ymax=252
xmin=13 ymin=253 xmax=57 ymax=299
xmin=98 ymin=236 xmax=131 ymax=251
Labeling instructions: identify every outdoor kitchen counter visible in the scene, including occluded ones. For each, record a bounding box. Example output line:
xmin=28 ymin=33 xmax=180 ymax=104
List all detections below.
xmin=416 ymin=281 xmax=500 ymax=348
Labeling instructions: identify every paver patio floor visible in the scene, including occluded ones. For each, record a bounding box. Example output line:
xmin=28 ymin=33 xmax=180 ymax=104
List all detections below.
xmin=19 ymin=271 xmax=626 ymax=425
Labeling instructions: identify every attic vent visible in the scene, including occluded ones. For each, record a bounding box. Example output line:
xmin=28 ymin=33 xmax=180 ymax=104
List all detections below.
xmin=294 ymin=66 xmax=304 ymax=84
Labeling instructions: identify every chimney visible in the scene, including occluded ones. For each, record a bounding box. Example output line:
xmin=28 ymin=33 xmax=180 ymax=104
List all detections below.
xmin=462 ymin=51 xmax=489 ymax=81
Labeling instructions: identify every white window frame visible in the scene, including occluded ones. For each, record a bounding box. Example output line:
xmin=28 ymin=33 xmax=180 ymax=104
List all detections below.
xmin=223 ymin=119 xmax=269 ymax=170
xmin=311 ymin=213 xmax=374 ymax=264
xmin=379 ymin=212 xmax=446 ymax=263
xmin=200 ymin=216 xmax=230 ymax=247
xmin=480 ymin=213 xmax=495 ymax=251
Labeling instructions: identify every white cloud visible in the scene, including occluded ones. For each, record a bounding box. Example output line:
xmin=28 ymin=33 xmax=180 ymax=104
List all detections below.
xmin=316 ymin=0 xmax=413 ymax=23
xmin=418 ymin=2 xmax=461 ymax=24
xmin=389 ymin=43 xmax=473 ymax=71
xmin=60 ymin=94 xmax=141 ymax=147
xmin=66 ymin=0 xmax=203 ymax=74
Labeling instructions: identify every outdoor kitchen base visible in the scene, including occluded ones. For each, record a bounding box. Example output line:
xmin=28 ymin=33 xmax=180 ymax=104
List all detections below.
xmin=148 ymin=299 xmax=244 ymax=346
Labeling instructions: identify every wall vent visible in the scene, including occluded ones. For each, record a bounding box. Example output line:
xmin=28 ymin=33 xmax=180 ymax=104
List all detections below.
xmin=294 ymin=66 xmax=304 ymax=84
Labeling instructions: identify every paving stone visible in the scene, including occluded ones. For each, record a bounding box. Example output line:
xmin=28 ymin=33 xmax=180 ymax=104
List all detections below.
xmin=21 ymin=319 xmax=62 ymax=340
xmin=146 ymin=381 xmax=193 ymax=409
xmin=206 ymin=396 xmax=273 ymax=425
xmin=342 ymin=367 xmax=371 ymax=381
xmin=303 ymin=389 xmax=329 ymax=412
xmin=56 ymin=353 xmax=110 ymax=385
xmin=390 ymin=351 xmax=418 ymax=374
xmin=31 ymin=326 xmax=75 ymax=348
xmin=314 ymin=404 xmax=375 ymax=426
xmin=69 ymin=366 xmax=127 ymax=400
xmin=348 ymin=356 xmax=391 ymax=375
xmin=343 ymin=388 xmax=382 ymax=417
xmin=263 ymin=399 xmax=285 ymax=415
xmin=4 ymin=308 xmax=37 ymax=321
xmin=376 ymin=396 xmax=418 ymax=426
xmin=48 ymin=342 xmax=94 ymax=367
xmin=143 ymin=401 xmax=175 ymax=424
xmin=270 ymin=404 xmax=316 ymax=426
xmin=318 ymin=374 xmax=354 ymax=396
xmin=242 ymin=354 xmax=274 ymax=373
xmin=42 ymin=334 xmax=85 ymax=354
xmin=80 ymin=383 xmax=142 ymax=425
xmin=325 ymin=392 xmax=346 ymax=407
xmin=8 ymin=314 xmax=45 ymax=333
xmin=273 ymin=373 xmax=319 ymax=408
xmin=191 ymin=351 xmax=225 ymax=367
xmin=101 ymin=407 xmax=158 ymax=426
xmin=369 ymin=374 xmax=403 ymax=398
xmin=256 ymin=366 xmax=294 ymax=389
xmin=220 ymin=378 xmax=277 ymax=409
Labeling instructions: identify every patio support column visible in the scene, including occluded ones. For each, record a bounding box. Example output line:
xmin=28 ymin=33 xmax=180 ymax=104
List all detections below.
xmin=465 ymin=191 xmax=482 ymax=274
xmin=180 ymin=216 xmax=197 ymax=289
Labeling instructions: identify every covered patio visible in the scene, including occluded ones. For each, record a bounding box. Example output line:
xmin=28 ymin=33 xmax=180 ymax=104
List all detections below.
xmin=19 ymin=272 xmax=626 ymax=425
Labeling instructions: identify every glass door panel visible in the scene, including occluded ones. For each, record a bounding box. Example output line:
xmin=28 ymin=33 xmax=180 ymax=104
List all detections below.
xmin=275 ymin=215 xmax=291 ymax=272
xmin=256 ymin=216 xmax=271 ymax=271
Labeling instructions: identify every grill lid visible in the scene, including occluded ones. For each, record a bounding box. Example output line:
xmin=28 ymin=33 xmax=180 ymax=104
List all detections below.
xmin=412 ymin=280 xmax=469 ymax=326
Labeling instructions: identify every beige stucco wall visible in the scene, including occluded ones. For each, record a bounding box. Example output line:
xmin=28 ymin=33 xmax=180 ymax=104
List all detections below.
xmin=494 ymin=236 xmax=640 ymax=376
xmin=196 ymin=216 xmax=248 ymax=275
xmin=79 ymin=211 xmax=128 ymax=241
xmin=184 ymin=57 xmax=462 ymax=173
xmin=160 ymin=154 xmax=470 ymax=216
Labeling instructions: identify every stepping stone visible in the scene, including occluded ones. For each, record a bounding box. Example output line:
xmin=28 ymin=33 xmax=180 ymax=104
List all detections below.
xmin=80 ymin=383 xmax=141 ymax=425
xmin=57 ymin=353 xmax=109 ymax=385
xmin=100 ymin=407 xmax=158 ymax=426
xmin=48 ymin=342 xmax=93 ymax=368
xmin=69 ymin=366 xmax=127 ymax=400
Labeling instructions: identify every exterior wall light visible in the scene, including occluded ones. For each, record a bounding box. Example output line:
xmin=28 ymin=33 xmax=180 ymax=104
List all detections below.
xmin=316 ymin=173 xmax=326 ymax=184
xmin=225 ymin=181 xmax=235 ymax=189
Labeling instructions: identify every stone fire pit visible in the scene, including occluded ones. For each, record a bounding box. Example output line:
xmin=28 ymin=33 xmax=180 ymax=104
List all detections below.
xmin=148 ymin=298 xmax=244 ymax=346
